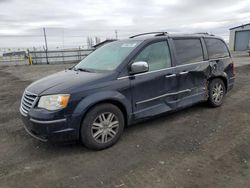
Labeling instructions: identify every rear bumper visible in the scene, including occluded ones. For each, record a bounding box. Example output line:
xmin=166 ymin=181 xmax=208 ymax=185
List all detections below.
xmin=20 ymin=108 xmax=80 ymax=142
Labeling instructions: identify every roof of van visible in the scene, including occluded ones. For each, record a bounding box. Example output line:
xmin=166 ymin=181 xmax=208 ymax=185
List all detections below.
xmin=127 ymin=32 xmax=222 ymax=41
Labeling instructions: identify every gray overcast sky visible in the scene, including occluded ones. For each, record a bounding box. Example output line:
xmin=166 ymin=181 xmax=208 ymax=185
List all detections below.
xmin=0 ymin=0 xmax=250 ymax=49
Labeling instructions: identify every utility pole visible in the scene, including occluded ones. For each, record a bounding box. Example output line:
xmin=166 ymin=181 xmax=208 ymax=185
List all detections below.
xmin=115 ymin=30 xmax=118 ymax=39
xmin=62 ymin=29 xmax=65 ymax=63
xmin=62 ymin=29 xmax=65 ymax=49
xmin=43 ymin=27 xmax=49 ymax=64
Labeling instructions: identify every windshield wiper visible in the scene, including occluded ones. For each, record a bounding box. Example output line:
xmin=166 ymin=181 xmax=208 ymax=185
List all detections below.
xmin=74 ymin=68 xmax=92 ymax=72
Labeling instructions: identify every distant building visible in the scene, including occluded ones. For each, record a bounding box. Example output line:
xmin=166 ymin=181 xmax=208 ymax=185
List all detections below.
xmin=229 ymin=23 xmax=250 ymax=51
xmin=93 ymin=39 xmax=117 ymax=49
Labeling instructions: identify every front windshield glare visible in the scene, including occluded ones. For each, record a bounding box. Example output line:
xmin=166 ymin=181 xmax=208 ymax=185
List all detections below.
xmin=75 ymin=41 xmax=141 ymax=72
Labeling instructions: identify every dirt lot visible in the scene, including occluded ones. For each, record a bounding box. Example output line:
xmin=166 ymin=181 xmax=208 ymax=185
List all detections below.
xmin=0 ymin=59 xmax=250 ymax=188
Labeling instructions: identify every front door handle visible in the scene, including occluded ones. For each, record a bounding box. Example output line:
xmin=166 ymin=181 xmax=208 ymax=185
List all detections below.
xmin=165 ymin=74 xmax=176 ymax=78
xmin=179 ymin=71 xmax=189 ymax=75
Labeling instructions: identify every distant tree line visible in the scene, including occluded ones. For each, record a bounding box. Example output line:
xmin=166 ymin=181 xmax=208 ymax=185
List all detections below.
xmin=86 ymin=36 xmax=102 ymax=48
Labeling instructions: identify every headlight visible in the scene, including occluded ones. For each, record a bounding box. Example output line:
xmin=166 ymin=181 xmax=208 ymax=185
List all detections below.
xmin=38 ymin=94 xmax=70 ymax=111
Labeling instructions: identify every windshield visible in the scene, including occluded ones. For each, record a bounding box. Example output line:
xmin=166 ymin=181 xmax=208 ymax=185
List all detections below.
xmin=74 ymin=40 xmax=141 ymax=72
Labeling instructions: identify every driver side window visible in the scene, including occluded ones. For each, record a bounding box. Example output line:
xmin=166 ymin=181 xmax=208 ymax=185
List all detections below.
xmin=134 ymin=41 xmax=171 ymax=71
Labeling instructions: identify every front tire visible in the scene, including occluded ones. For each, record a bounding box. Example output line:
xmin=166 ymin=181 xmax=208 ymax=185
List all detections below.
xmin=80 ymin=103 xmax=124 ymax=150
xmin=208 ymin=78 xmax=226 ymax=107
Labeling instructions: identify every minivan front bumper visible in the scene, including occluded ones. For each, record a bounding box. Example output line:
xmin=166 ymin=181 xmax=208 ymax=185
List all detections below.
xmin=20 ymin=108 xmax=80 ymax=142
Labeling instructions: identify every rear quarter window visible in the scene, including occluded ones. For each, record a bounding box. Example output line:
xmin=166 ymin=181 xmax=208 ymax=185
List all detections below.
xmin=173 ymin=38 xmax=204 ymax=65
xmin=205 ymin=38 xmax=229 ymax=59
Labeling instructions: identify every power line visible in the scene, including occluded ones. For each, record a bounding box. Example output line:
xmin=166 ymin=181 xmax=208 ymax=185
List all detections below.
xmin=0 ymin=34 xmax=127 ymax=38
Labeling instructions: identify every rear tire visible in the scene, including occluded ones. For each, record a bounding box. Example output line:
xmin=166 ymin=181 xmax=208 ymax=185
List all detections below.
xmin=80 ymin=103 xmax=124 ymax=150
xmin=208 ymin=78 xmax=226 ymax=107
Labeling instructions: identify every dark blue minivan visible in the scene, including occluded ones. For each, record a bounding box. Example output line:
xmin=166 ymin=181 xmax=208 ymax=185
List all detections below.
xmin=20 ymin=32 xmax=235 ymax=150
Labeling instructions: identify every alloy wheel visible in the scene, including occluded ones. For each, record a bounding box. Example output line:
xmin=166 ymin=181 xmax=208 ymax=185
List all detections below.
xmin=212 ymin=83 xmax=224 ymax=103
xmin=91 ymin=112 xmax=119 ymax=144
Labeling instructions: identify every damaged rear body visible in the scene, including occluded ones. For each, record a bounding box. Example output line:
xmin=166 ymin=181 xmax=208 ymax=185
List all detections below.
xmin=124 ymin=35 xmax=234 ymax=120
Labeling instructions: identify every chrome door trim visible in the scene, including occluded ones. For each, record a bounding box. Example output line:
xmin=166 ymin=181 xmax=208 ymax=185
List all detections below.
xmin=209 ymin=56 xmax=230 ymax=61
xmin=117 ymin=76 xmax=130 ymax=80
xmin=117 ymin=66 xmax=175 ymax=80
xmin=136 ymin=89 xmax=191 ymax=105
xmin=117 ymin=60 xmax=209 ymax=80
xmin=175 ymin=61 xmax=208 ymax=68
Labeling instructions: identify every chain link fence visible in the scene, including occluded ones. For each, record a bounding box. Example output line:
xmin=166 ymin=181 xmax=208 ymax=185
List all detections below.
xmin=0 ymin=48 xmax=94 ymax=66
xmin=28 ymin=48 xmax=94 ymax=64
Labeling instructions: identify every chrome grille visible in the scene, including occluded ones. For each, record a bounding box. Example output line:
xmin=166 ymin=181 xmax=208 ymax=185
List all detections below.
xmin=20 ymin=90 xmax=38 ymax=114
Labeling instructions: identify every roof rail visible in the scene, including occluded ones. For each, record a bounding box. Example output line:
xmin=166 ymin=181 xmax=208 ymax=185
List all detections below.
xmin=195 ymin=32 xmax=215 ymax=36
xmin=129 ymin=32 xmax=168 ymax=38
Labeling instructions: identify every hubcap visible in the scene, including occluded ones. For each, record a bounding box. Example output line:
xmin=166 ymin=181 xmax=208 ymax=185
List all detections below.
xmin=212 ymin=83 xmax=224 ymax=103
xmin=91 ymin=112 xmax=119 ymax=144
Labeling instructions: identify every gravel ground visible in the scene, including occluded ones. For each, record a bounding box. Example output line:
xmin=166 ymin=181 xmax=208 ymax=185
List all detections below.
xmin=0 ymin=57 xmax=249 ymax=188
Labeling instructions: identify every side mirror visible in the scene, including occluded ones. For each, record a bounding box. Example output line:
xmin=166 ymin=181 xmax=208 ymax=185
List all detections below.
xmin=130 ymin=61 xmax=149 ymax=74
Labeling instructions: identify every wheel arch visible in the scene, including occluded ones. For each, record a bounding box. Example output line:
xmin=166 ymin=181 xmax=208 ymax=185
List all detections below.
xmin=84 ymin=99 xmax=128 ymax=125
xmin=208 ymin=75 xmax=228 ymax=92
xmin=78 ymin=99 xmax=129 ymax=140
xmin=73 ymin=91 xmax=132 ymax=135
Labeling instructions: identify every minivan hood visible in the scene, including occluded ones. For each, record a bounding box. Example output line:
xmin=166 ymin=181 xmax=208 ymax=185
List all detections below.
xmin=26 ymin=70 xmax=110 ymax=95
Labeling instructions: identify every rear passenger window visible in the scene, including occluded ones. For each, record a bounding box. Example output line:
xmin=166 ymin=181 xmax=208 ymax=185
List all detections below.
xmin=134 ymin=41 xmax=171 ymax=71
xmin=205 ymin=38 xmax=229 ymax=59
xmin=173 ymin=39 xmax=204 ymax=65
